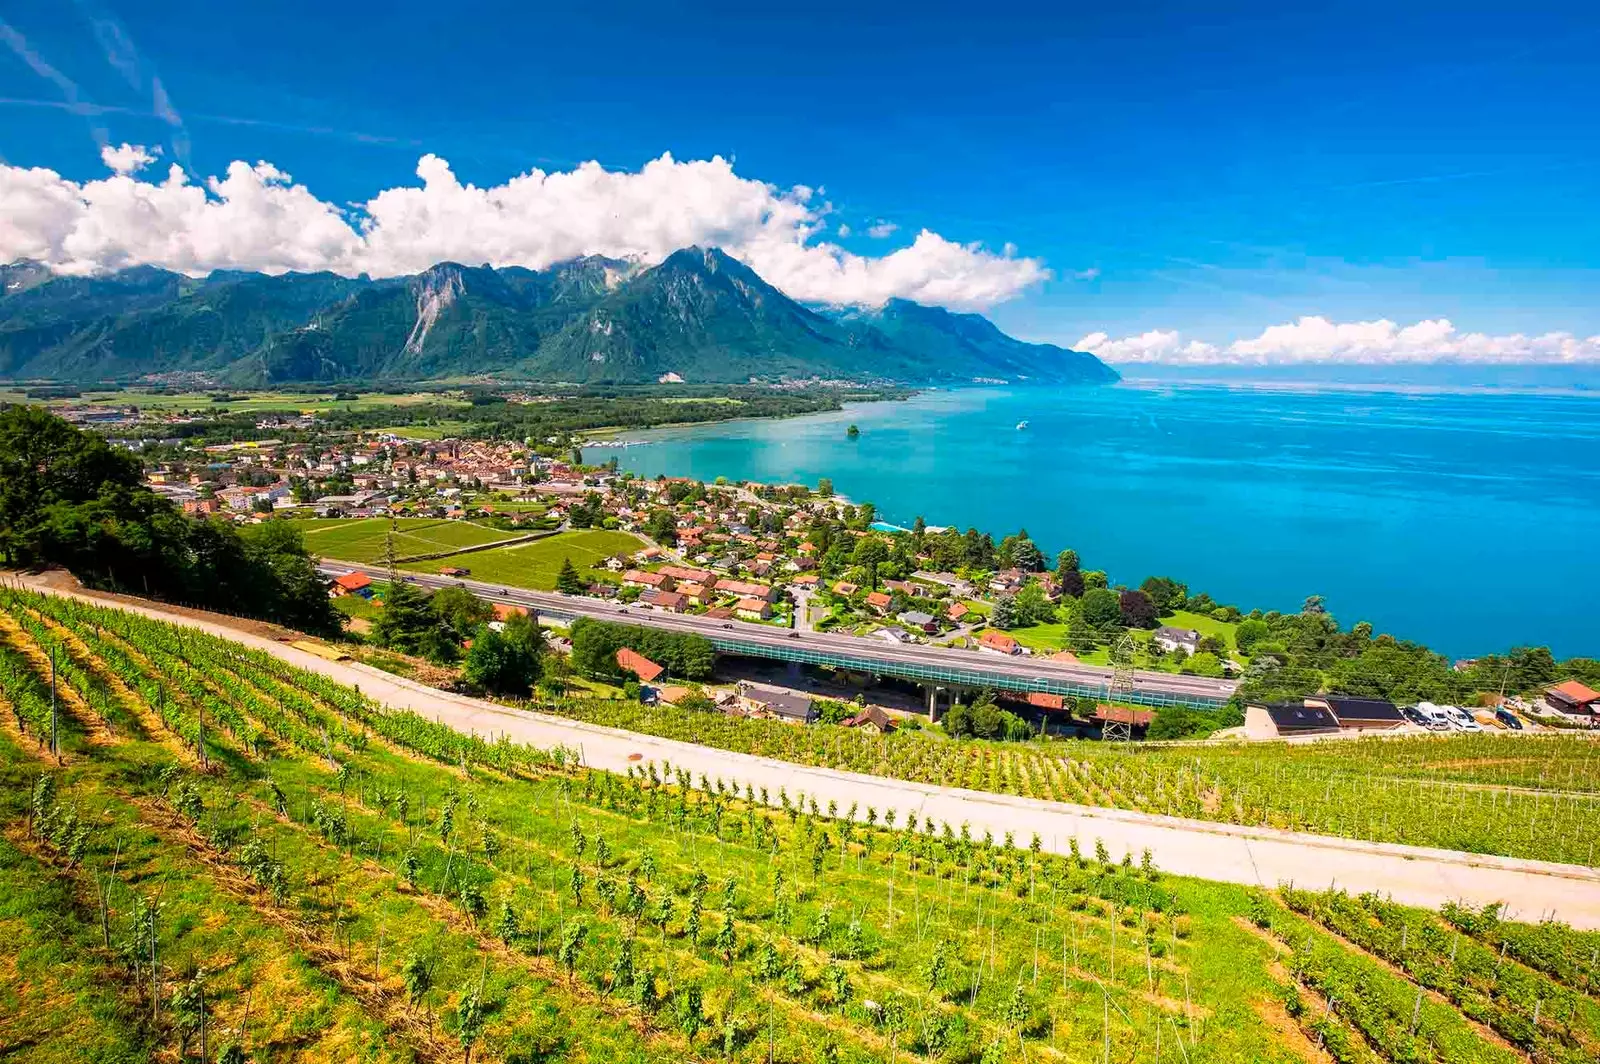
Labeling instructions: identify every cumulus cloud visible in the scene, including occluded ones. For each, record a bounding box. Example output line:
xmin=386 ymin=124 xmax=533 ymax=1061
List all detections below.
xmin=1077 ymin=316 xmax=1600 ymax=365
xmin=99 ymin=142 xmax=158 ymax=175
xmin=0 ymin=148 xmax=1047 ymax=310
xmin=866 ymin=220 xmax=898 ymax=238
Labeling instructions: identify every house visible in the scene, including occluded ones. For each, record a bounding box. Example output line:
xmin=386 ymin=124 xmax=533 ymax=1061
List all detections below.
xmin=842 ymin=706 xmax=899 ymax=734
xmin=865 ymin=591 xmax=892 ymax=614
xmin=1243 ymin=700 xmax=1341 ymax=740
xmin=789 ymin=573 xmax=820 ymax=589
xmin=659 ymin=565 xmax=715 ymax=584
xmin=898 ymin=610 xmax=938 ymax=634
xmin=833 ymin=581 xmax=860 ymax=596
xmin=737 ymin=682 xmax=816 ymax=723
xmin=616 ymin=648 xmax=665 ymax=683
xmin=1153 ymin=626 xmax=1201 ymax=655
xmin=946 ymin=601 xmax=971 ymax=623
xmin=623 ymin=570 xmax=675 ymax=591
xmin=989 ymin=568 xmax=1027 ymax=594
xmin=1313 ymin=695 xmax=1405 ymax=731
xmin=491 ymin=603 xmax=529 ymax=621
xmin=1025 ymin=691 xmax=1066 ymax=711
xmin=883 ymin=579 xmax=926 ymax=598
xmin=978 ymin=629 xmax=1020 ymax=655
xmin=439 ymin=566 xmax=469 ymax=577
xmin=1540 ymin=680 xmax=1600 ymax=722
xmin=642 ymin=589 xmax=689 ymax=613
xmin=1048 ymin=650 xmax=1080 ymax=664
xmin=734 ymin=597 xmax=772 ymax=621
xmin=718 ymin=579 xmax=777 ymax=603
xmin=705 ymin=605 xmax=736 ymax=620
xmin=1093 ymin=705 xmax=1153 ymax=732
xmin=677 ymin=581 xmax=716 ymax=606
xmin=331 ymin=571 xmax=373 ymax=598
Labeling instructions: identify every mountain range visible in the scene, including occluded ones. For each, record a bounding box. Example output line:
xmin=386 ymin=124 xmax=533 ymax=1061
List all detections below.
xmin=0 ymin=247 xmax=1117 ymax=386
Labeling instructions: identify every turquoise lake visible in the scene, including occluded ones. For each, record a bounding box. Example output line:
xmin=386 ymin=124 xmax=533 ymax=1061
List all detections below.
xmin=608 ymin=381 xmax=1600 ymax=659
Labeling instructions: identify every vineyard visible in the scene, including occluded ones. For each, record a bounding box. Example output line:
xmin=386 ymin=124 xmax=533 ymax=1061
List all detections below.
xmin=1 ymin=585 xmax=1596 ymax=1064
xmin=542 ymin=699 xmax=1600 ymax=866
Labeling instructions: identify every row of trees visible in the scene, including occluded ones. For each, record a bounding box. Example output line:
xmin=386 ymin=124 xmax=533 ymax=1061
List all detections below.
xmin=0 ymin=406 xmax=341 ymax=635
xmin=568 ymin=618 xmax=716 ymax=682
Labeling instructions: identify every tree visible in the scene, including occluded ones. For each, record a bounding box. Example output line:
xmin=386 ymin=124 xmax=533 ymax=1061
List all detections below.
xmin=817 ymin=477 xmax=833 ymax=497
xmin=1181 ymin=651 xmax=1225 ymax=677
xmin=370 ymin=580 xmax=436 ymax=656
xmin=1014 ymin=582 xmax=1055 ymax=626
xmin=852 ymin=537 xmax=889 ymax=590
xmin=463 ymin=613 xmax=544 ymax=696
xmin=1079 ymin=587 xmax=1121 ymax=628
xmin=1139 ymin=576 xmax=1187 ymax=614
xmin=1118 ymin=589 xmax=1159 ymax=628
xmin=1235 ymin=618 xmax=1270 ymax=653
xmin=1009 ymin=538 xmax=1044 ymax=572
xmin=989 ymin=595 xmax=1017 ymax=630
xmin=556 ymin=557 xmax=585 ymax=594
xmin=646 ymin=508 xmax=678 ymax=545
xmin=1302 ymin=594 xmax=1327 ymax=615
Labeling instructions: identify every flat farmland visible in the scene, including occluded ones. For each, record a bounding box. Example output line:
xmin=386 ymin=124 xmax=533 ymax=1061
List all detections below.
xmin=301 ymin=516 xmax=517 ymax=562
xmin=400 ymin=528 xmax=641 ymax=588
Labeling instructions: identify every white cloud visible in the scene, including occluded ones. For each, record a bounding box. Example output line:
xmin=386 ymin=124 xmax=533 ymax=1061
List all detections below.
xmin=836 ymin=223 xmax=851 ymax=237
xmin=866 ymin=220 xmax=898 ymax=238
xmin=1077 ymin=316 xmax=1600 ymax=364
xmin=0 ymin=149 xmax=1047 ymax=310
xmin=99 ymin=142 xmax=158 ymax=175
xmin=1073 ymin=266 xmax=1101 ymax=281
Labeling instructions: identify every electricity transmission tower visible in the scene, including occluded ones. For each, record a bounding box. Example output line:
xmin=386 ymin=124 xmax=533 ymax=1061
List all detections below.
xmin=1102 ymin=632 xmax=1139 ymax=742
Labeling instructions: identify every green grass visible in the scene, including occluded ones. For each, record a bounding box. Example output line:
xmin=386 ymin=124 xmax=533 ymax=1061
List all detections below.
xmin=375 ymin=421 xmax=472 ymax=440
xmin=302 ymin=516 xmax=517 ymax=563
xmin=1163 ymin=609 xmax=1241 ymax=654
xmin=49 ymin=389 xmax=471 ymax=415
xmin=400 ymin=528 xmax=642 ymax=589
xmin=1007 ymin=623 xmax=1071 ymax=651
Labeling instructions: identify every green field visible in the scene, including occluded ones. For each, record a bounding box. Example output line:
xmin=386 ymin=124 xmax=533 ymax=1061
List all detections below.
xmin=302 ymin=516 xmax=518 ymax=562
xmin=3 ymin=585 xmax=1595 ymax=1064
xmin=49 ymin=388 xmax=472 ymax=415
xmin=401 ymin=528 xmax=643 ymax=588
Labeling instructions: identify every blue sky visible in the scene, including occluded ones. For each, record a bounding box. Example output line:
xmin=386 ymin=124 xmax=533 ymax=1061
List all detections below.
xmin=3 ymin=0 xmax=1598 ymax=361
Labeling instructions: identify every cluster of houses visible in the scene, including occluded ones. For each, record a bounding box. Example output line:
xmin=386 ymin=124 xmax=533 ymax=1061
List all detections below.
xmin=143 ymin=434 xmax=588 ymax=521
xmin=620 ymin=565 xmax=785 ymax=622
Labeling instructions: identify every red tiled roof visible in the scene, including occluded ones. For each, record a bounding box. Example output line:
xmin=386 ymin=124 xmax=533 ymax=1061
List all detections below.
xmin=334 ymin=572 xmax=371 ymax=590
xmin=616 ymin=648 xmax=664 ymax=683
xmin=1548 ymin=680 xmax=1600 ymax=704
xmin=979 ymin=629 xmax=1018 ymax=652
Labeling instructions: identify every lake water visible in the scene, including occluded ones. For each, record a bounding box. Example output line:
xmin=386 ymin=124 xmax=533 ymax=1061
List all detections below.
xmin=607 ymin=380 xmax=1600 ymax=659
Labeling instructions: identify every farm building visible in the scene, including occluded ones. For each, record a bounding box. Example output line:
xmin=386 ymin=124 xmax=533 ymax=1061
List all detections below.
xmin=1311 ymin=696 xmax=1407 ymax=731
xmin=1540 ymin=680 xmax=1600 ymax=723
xmin=1244 ymin=700 xmax=1341 ymax=739
xmin=737 ymin=682 xmax=816 ymax=723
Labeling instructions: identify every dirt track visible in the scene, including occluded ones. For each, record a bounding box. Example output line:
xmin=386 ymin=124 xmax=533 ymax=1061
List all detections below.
xmin=11 ymin=571 xmax=1600 ymax=929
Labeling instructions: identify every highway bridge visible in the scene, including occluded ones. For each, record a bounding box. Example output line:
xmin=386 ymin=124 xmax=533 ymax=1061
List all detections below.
xmin=321 ymin=561 xmax=1238 ymax=710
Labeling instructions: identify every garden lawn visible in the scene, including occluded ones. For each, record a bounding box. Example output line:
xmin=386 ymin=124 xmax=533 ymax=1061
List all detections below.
xmin=400 ymin=528 xmax=642 ymax=589
xmin=302 ymin=516 xmax=517 ymax=563
xmin=1162 ymin=608 xmax=1242 ymax=654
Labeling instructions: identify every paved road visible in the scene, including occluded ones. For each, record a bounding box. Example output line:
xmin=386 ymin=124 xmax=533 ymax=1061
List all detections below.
xmin=319 ymin=560 xmax=1238 ymax=708
xmin=18 ymin=577 xmax=1600 ymax=929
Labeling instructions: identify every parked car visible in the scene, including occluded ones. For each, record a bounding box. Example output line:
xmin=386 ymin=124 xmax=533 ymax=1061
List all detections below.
xmin=1495 ymin=706 xmax=1524 ymax=730
xmin=1400 ymin=705 xmax=1430 ymax=727
xmin=1443 ymin=705 xmax=1482 ymax=732
xmin=1414 ymin=701 xmax=1454 ymax=732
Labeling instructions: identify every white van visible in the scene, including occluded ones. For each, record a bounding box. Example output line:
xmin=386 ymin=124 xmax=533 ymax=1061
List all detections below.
xmin=1414 ymin=701 xmax=1454 ymax=731
xmin=1443 ymin=705 xmax=1482 ymax=732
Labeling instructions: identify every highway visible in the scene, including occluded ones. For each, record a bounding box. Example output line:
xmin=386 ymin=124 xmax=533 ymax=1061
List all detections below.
xmin=320 ymin=560 xmax=1239 ymax=708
